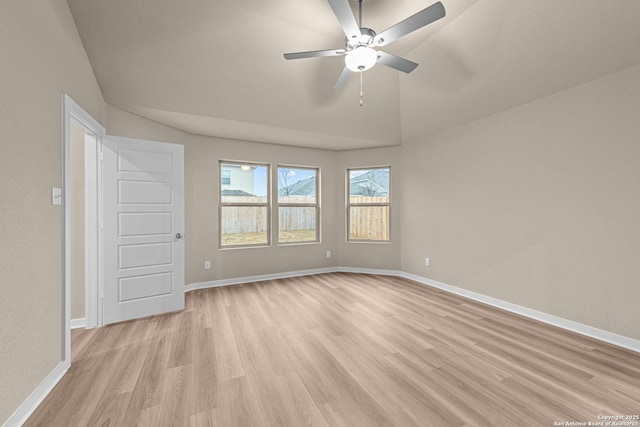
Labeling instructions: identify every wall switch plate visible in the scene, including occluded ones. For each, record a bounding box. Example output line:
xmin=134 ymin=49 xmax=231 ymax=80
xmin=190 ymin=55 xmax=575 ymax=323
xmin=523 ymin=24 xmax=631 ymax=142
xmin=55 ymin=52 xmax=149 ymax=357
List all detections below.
xmin=424 ymin=257 xmax=430 ymax=267
xmin=52 ymin=187 xmax=62 ymax=205
xmin=326 ymin=251 xmax=331 ymax=258
xmin=204 ymin=260 xmax=211 ymax=270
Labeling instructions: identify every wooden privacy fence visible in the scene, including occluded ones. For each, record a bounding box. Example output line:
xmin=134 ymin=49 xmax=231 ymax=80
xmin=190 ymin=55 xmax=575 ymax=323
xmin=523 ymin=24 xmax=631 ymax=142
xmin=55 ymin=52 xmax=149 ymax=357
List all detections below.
xmin=278 ymin=206 xmax=316 ymax=231
xmin=349 ymin=197 xmax=389 ymax=240
xmin=221 ymin=195 xmax=389 ymax=238
xmin=221 ymin=205 xmax=268 ymax=234
xmin=221 ymin=196 xmax=316 ymax=233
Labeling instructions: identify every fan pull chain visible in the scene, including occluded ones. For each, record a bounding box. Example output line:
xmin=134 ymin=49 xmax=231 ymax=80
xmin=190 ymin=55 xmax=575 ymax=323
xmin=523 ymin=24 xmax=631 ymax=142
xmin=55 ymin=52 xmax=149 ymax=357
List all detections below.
xmin=359 ymin=71 xmax=364 ymax=107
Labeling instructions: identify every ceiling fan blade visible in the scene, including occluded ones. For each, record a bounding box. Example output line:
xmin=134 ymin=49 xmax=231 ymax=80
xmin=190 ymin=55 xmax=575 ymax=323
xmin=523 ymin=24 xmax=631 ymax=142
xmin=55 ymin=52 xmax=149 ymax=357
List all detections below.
xmin=326 ymin=0 xmax=361 ymax=40
xmin=284 ymin=49 xmax=346 ymax=60
xmin=334 ymin=66 xmax=352 ymax=88
xmin=373 ymin=1 xmax=445 ymax=47
xmin=376 ymin=51 xmax=418 ymax=73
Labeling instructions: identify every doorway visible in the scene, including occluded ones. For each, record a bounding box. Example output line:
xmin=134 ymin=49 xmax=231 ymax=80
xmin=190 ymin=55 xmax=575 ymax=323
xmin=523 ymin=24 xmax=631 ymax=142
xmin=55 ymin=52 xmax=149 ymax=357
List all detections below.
xmin=69 ymin=123 xmax=86 ymax=329
xmin=62 ymin=94 xmax=105 ymax=364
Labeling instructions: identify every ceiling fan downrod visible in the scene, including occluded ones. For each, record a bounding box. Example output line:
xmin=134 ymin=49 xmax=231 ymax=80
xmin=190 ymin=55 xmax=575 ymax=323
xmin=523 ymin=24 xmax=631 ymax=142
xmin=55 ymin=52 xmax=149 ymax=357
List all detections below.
xmin=357 ymin=0 xmax=364 ymax=107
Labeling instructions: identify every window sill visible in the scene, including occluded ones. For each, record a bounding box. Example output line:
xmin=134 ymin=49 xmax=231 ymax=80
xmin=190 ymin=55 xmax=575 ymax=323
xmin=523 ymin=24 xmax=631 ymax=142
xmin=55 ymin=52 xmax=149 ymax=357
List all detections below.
xmin=277 ymin=241 xmax=321 ymax=247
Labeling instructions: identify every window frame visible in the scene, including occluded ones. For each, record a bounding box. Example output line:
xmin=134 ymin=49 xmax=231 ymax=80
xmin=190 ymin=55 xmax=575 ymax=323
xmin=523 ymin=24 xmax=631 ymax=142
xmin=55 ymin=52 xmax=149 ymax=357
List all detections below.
xmin=346 ymin=166 xmax=391 ymax=243
xmin=276 ymin=165 xmax=320 ymax=245
xmin=219 ymin=160 xmax=271 ymax=249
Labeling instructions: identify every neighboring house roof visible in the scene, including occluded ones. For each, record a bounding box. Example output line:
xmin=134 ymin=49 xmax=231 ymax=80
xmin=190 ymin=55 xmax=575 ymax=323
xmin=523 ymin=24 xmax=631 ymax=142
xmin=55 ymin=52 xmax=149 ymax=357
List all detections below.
xmin=222 ymin=189 xmax=255 ymax=197
xmin=278 ymin=170 xmax=389 ymax=197
xmin=350 ymin=169 xmax=389 ymax=197
xmin=279 ymin=176 xmax=316 ymax=196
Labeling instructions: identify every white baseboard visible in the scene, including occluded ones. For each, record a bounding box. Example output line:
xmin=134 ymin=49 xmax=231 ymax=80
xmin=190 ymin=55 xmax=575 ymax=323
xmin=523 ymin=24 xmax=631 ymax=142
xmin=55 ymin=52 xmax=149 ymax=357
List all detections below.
xmin=70 ymin=318 xmax=85 ymax=329
xmin=185 ymin=267 xmax=638 ymax=353
xmin=401 ymin=272 xmax=640 ymax=354
xmin=2 ymin=361 xmax=69 ymax=427
xmin=8 ymin=267 xmax=639 ymax=427
xmin=186 ymin=267 xmax=404 ymax=292
xmin=186 ymin=267 xmax=339 ymax=292
xmin=337 ymin=266 xmax=402 ymax=277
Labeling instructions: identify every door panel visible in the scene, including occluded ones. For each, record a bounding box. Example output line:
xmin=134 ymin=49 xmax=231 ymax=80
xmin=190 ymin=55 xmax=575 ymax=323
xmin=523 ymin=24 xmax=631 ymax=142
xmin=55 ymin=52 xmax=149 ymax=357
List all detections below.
xmin=118 ymin=148 xmax=173 ymax=173
xmin=119 ymin=180 xmax=172 ymax=204
xmin=103 ymin=135 xmax=184 ymax=324
xmin=119 ymin=242 xmax=172 ymax=269
xmin=119 ymin=272 xmax=173 ymax=302
xmin=119 ymin=212 xmax=173 ymax=236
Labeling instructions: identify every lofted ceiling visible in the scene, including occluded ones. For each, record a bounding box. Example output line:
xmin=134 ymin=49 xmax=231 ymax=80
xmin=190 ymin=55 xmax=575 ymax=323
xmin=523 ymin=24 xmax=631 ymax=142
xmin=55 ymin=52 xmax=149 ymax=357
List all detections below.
xmin=67 ymin=0 xmax=640 ymax=150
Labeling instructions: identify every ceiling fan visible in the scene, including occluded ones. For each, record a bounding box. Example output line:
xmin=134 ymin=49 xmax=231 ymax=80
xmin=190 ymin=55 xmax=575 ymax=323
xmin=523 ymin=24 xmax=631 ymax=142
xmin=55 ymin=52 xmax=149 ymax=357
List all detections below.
xmin=284 ymin=0 xmax=446 ymax=88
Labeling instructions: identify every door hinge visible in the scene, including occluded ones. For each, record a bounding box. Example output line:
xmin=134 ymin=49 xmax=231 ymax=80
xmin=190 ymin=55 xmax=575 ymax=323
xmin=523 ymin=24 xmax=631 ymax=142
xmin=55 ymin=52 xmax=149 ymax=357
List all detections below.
xmin=98 ymin=151 xmax=104 ymax=161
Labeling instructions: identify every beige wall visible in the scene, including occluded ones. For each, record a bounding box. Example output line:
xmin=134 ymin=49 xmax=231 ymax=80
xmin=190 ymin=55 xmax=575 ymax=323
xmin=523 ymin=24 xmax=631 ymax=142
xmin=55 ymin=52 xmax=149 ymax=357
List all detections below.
xmin=0 ymin=0 xmax=105 ymax=423
xmin=337 ymin=147 xmax=403 ymax=271
xmin=70 ymin=124 xmax=85 ymax=320
xmin=106 ymin=106 xmax=406 ymax=281
xmin=401 ymin=64 xmax=640 ymax=340
xmin=106 ymin=106 xmax=405 ymax=280
xmin=106 ymin=106 xmax=340 ymax=284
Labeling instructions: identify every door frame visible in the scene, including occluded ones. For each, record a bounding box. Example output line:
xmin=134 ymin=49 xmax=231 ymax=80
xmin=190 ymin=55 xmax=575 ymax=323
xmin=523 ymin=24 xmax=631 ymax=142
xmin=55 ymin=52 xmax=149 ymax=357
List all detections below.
xmin=62 ymin=94 xmax=105 ymax=363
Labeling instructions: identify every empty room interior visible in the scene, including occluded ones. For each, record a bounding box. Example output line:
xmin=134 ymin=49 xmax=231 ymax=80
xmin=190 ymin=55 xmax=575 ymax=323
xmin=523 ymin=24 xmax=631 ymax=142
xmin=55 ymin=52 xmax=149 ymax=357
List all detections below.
xmin=2 ymin=0 xmax=640 ymax=426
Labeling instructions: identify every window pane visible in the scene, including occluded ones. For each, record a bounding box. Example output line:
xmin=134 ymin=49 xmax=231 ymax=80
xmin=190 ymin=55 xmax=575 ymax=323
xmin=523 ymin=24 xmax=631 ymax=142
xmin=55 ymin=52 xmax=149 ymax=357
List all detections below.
xmin=221 ymin=163 xmax=268 ymax=203
xmin=349 ymin=168 xmax=389 ymax=203
xmin=278 ymin=207 xmax=317 ymax=243
xmin=221 ymin=170 xmax=230 ymax=185
xmin=349 ymin=206 xmax=389 ymax=241
xmin=278 ymin=167 xmax=317 ymax=204
xmin=220 ymin=206 xmax=268 ymax=246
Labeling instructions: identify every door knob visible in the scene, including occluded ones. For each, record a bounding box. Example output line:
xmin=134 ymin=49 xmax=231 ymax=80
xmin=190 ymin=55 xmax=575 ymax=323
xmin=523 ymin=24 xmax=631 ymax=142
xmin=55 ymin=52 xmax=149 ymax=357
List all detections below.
xmin=175 ymin=233 xmax=184 ymax=239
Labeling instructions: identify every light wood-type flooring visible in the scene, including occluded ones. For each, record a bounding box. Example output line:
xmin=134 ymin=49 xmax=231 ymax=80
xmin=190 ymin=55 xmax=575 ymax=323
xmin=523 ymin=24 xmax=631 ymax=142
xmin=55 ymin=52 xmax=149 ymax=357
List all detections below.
xmin=26 ymin=273 xmax=640 ymax=426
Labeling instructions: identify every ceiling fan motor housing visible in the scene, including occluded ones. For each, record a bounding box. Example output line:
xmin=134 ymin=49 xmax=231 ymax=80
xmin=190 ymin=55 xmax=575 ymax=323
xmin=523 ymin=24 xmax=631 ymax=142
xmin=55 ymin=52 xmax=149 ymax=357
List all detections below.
xmin=346 ymin=27 xmax=376 ymax=49
xmin=344 ymin=28 xmax=377 ymax=72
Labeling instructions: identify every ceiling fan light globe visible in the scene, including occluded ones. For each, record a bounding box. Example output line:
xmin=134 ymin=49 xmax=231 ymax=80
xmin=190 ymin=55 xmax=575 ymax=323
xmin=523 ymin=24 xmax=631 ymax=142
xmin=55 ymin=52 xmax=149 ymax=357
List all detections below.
xmin=345 ymin=46 xmax=378 ymax=72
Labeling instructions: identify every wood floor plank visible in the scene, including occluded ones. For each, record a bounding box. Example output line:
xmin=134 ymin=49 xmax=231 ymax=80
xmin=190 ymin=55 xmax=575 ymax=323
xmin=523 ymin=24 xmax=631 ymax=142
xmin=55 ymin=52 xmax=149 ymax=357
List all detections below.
xmin=210 ymin=292 xmax=246 ymax=382
xmin=190 ymin=325 xmax=217 ymax=415
xmin=119 ymin=335 xmax=172 ymax=426
xmin=85 ymin=392 xmax=131 ymax=427
xmin=25 ymin=273 xmax=640 ymax=427
xmin=270 ymin=371 xmax=330 ymax=427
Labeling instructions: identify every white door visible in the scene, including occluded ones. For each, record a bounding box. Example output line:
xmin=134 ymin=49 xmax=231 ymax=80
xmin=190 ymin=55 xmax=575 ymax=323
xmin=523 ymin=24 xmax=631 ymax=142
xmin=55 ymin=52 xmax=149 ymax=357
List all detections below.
xmin=102 ymin=135 xmax=184 ymax=325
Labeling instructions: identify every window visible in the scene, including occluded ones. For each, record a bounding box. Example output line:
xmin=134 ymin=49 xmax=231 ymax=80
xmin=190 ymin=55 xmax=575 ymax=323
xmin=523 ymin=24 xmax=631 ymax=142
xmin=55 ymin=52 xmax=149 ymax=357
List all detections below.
xmin=221 ymin=169 xmax=230 ymax=185
xmin=277 ymin=166 xmax=319 ymax=244
xmin=347 ymin=167 xmax=390 ymax=241
xmin=219 ymin=162 xmax=270 ymax=247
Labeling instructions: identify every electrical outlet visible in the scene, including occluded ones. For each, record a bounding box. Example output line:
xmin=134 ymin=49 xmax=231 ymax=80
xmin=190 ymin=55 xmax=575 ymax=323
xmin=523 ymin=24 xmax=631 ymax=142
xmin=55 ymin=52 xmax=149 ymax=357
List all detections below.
xmin=326 ymin=251 xmax=331 ymax=258
xmin=204 ymin=260 xmax=211 ymax=270
xmin=424 ymin=257 xmax=430 ymax=267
